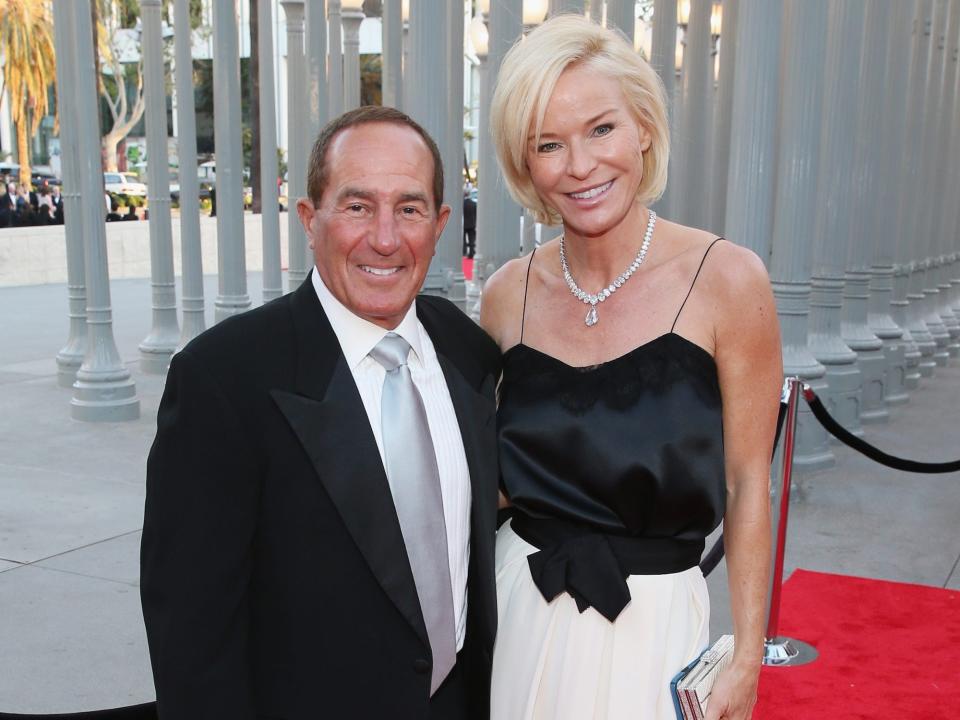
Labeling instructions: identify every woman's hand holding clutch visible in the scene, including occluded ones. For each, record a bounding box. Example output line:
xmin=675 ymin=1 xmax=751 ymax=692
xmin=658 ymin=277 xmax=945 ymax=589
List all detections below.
xmin=703 ymin=661 xmax=759 ymax=720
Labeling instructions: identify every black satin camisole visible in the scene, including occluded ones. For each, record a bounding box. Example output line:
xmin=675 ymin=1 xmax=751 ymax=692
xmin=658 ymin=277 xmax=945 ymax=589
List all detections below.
xmin=497 ymin=239 xmax=726 ymax=621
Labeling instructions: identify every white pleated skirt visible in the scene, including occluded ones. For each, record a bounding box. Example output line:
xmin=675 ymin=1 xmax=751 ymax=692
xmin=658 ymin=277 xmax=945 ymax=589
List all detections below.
xmin=490 ymin=519 xmax=710 ymax=720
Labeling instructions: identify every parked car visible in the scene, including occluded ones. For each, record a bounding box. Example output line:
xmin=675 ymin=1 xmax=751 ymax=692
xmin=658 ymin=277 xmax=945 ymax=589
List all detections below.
xmin=169 ymin=171 xmax=213 ymax=202
xmin=104 ymin=172 xmax=147 ymax=197
xmin=196 ymin=161 xmax=253 ymax=207
xmin=169 ymin=167 xmax=215 ymax=203
xmin=0 ymin=162 xmax=62 ymax=187
xmin=31 ymin=167 xmax=61 ymax=187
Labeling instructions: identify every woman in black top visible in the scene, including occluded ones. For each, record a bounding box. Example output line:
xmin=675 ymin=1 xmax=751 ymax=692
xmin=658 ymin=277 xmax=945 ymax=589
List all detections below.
xmin=481 ymin=15 xmax=781 ymax=720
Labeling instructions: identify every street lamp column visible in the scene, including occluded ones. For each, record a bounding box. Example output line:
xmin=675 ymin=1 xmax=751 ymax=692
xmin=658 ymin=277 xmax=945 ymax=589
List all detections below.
xmin=306 ymin=0 xmax=330 ymax=137
xmin=139 ymin=0 xmax=180 ymax=373
xmin=52 ymin=0 xmax=87 ymax=388
xmin=282 ymin=1 xmax=309 ymax=290
xmin=467 ymin=15 xmax=489 ymax=320
xmin=916 ymin=0 xmax=951 ymax=365
xmin=678 ymin=0 xmax=713 ymax=230
xmin=328 ymin=0 xmax=344 ymax=119
xmin=382 ymin=0 xmax=403 ymax=108
xmin=869 ymin=0 xmax=914 ymax=407
xmin=841 ymin=0 xmax=889 ymax=423
xmin=342 ymin=1 xmax=364 ymax=112
xmin=711 ymin=0 xmax=738 ymax=234
xmin=550 ymin=0 xmax=585 ymax=14
xmin=259 ymin=0 xmax=283 ymax=302
xmin=408 ymin=0 xmax=451 ymax=297
xmin=173 ymin=0 xmax=206 ymax=343
xmin=903 ymin=0 xmax=939 ymax=376
xmin=212 ymin=0 xmax=251 ymax=322
xmin=482 ymin=0 xmax=523 ymax=275
xmin=65 ymin=0 xmax=140 ymax=421
xmin=444 ymin=0 xmax=467 ymax=308
xmin=931 ymin=0 xmax=960 ymax=355
xmin=807 ymin=0 xmax=866 ymax=436
xmin=724 ymin=0 xmax=782 ymax=262
xmin=768 ymin=0 xmax=833 ymax=472
xmin=605 ymin=0 xmax=635 ymax=44
xmin=651 ymin=0 xmax=677 ymax=218
xmin=945 ymin=2 xmax=960 ymax=324
xmin=894 ymin=0 xmax=934 ymax=387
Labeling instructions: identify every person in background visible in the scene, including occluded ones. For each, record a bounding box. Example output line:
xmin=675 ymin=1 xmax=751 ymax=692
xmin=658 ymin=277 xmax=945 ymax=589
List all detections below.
xmin=106 ymin=197 xmax=123 ymax=222
xmin=36 ymin=186 xmax=55 ymax=225
xmin=0 ymin=182 xmax=15 ymax=228
xmin=463 ymin=184 xmax=477 ymax=260
xmin=51 ymin=185 xmax=64 ymax=224
xmin=14 ymin=185 xmax=35 ymax=227
xmin=481 ymin=16 xmax=780 ymax=720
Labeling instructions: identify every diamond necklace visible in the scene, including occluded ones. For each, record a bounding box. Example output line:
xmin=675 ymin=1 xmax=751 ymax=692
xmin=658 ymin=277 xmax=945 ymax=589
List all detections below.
xmin=559 ymin=209 xmax=657 ymax=327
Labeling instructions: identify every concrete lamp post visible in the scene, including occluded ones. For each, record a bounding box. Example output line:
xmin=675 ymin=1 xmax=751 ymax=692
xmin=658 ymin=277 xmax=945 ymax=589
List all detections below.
xmin=382 ymin=0 xmax=403 ymax=108
xmin=467 ymin=13 xmax=489 ymax=321
xmin=525 ymin=0 xmax=556 ymax=248
xmin=173 ymin=0 xmax=206 ymax=343
xmin=281 ymin=0 xmax=308 ymax=291
xmin=402 ymin=0 xmax=411 ymax=109
xmin=342 ymin=0 xmax=365 ymax=111
xmin=212 ymin=0 xmax=251 ymax=322
xmin=63 ymin=0 xmax=140 ymax=421
xmin=328 ymin=0 xmax=344 ymax=119
xmin=139 ymin=0 xmax=180 ymax=373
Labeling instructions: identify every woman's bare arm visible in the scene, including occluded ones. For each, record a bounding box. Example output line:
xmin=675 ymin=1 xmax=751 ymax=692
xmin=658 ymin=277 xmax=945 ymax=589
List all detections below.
xmin=705 ymin=243 xmax=781 ymax=720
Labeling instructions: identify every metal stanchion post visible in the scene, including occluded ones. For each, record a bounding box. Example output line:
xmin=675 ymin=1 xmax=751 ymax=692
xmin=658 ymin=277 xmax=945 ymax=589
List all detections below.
xmin=762 ymin=376 xmax=819 ymax=667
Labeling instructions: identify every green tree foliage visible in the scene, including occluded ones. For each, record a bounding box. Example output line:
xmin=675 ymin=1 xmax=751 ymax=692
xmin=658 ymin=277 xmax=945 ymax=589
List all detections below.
xmin=0 ymin=0 xmax=57 ymax=187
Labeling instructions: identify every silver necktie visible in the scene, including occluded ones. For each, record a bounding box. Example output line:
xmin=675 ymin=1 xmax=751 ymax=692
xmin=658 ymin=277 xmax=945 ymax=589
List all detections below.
xmin=369 ymin=333 xmax=456 ymax=695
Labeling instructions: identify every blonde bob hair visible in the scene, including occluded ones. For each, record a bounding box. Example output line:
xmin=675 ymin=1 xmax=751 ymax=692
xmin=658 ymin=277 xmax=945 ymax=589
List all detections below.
xmin=490 ymin=14 xmax=670 ymax=225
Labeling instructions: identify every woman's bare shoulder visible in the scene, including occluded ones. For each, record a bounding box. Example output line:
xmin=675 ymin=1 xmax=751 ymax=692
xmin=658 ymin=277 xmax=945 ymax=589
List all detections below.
xmin=699 ymin=240 xmax=779 ymax=358
xmin=699 ymin=239 xmax=772 ymax=301
xmin=480 ymin=252 xmax=539 ymax=349
xmin=650 ymin=217 xmax=723 ymax=266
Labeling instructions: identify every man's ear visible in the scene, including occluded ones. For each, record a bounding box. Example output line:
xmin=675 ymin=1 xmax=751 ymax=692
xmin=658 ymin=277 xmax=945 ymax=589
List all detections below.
xmin=296 ymin=197 xmax=316 ymax=246
xmin=434 ymin=203 xmax=452 ymax=244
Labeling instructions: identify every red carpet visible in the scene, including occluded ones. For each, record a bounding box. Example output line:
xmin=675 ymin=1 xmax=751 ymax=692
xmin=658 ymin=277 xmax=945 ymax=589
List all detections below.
xmin=755 ymin=569 xmax=960 ymax=718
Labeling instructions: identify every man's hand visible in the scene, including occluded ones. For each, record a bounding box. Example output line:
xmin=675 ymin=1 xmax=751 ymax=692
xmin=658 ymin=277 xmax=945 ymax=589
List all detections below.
xmin=703 ymin=662 xmax=759 ymax=720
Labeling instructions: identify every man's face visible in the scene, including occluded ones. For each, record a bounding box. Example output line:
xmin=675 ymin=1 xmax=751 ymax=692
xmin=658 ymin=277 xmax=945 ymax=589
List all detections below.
xmin=297 ymin=122 xmax=450 ymax=330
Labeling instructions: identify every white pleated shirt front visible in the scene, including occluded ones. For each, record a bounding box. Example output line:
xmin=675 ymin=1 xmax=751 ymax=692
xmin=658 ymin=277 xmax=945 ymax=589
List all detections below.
xmin=312 ymin=269 xmax=471 ymax=651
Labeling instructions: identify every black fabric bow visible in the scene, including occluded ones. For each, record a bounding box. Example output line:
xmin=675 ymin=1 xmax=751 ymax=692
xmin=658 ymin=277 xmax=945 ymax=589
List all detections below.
xmin=526 ymin=532 xmax=632 ymax=623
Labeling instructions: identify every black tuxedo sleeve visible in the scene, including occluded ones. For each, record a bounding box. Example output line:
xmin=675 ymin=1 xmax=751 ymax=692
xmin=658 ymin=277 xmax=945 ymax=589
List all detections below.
xmin=141 ymin=349 xmax=259 ymax=719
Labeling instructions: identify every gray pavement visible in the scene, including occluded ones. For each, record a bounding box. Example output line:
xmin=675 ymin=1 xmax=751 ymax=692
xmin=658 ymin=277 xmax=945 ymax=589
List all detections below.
xmin=1 ymin=276 xmax=958 ymax=713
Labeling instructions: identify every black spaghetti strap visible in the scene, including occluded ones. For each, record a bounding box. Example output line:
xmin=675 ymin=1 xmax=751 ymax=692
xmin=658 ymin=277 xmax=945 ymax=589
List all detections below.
xmin=519 ymin=248 xmax=537 ymax=344
xmin=671 ymin=238 xmax=724 ymax=333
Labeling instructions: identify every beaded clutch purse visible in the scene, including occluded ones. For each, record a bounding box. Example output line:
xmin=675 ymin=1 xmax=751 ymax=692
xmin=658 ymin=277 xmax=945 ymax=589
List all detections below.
xmin=670 ymin=634 xmax=735 ymax=720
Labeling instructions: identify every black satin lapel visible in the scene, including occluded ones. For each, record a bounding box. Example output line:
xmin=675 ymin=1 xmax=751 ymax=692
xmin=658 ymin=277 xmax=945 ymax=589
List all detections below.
xmin=270 ymin=360 xmax=429 ymax=649
xmin=437 ymin=356 xmax=498 ymax=635
xmin=438 ymin=355 xmax=495 ymax=506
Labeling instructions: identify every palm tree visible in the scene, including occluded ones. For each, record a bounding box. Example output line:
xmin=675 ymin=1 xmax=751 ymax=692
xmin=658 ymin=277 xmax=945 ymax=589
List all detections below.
xmin=0 ymin=0 xmax=57 ymax=188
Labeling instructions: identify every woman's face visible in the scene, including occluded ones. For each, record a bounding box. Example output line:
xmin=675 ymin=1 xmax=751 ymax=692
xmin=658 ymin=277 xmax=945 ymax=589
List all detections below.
xmin=526 ymin=63 xmax=651 ymax=238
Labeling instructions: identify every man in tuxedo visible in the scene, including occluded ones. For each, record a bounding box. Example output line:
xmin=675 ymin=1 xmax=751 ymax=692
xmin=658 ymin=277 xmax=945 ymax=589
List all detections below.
xmin=141 ymin=106 xmax=501 ymax=719
xmin=51 ymin=185 xmax=64 ymax=224
xmin=0 ymin=182 xmax=15 ymax=228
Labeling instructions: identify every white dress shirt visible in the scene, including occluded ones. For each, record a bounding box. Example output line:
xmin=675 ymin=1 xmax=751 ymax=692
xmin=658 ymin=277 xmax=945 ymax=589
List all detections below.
xmin=312 ymin=269 xmax=471 ymax=651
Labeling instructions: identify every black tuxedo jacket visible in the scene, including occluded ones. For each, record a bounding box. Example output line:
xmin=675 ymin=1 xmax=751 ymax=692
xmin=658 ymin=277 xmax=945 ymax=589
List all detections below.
xmin=141 ymin=277 xmax=501 ymax=719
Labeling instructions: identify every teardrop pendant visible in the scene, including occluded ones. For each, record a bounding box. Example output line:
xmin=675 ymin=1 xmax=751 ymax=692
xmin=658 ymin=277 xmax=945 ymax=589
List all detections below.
xmin=585 ymin=305 xmax=599 ymax=327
